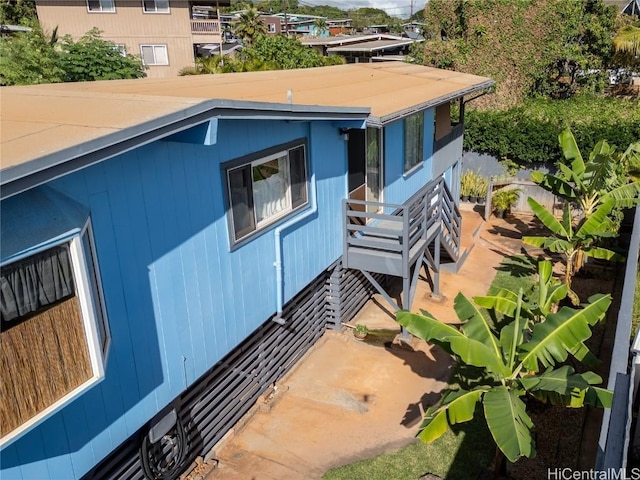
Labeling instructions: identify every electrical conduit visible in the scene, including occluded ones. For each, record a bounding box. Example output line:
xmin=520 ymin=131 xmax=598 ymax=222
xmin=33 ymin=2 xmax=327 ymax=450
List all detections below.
xmin=272 ymin=172 xmax=317 ymax=324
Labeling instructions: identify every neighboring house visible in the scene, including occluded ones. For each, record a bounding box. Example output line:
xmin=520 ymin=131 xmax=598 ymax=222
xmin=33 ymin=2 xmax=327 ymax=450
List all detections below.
xmin=220 ymin=11 xmax=283 ymax=36
xmin=259 ymin=14 xmax=283 ymax=35
xmin=300 ymin=34 xmax=420 ymax=63
xmin=403 ymin=21 xmax=425 ymax=40
xmin=0 ymin=63 xmax=493 ymax=479
xmin=328 ymin=18 xmax=351 ymax=35
xmin=272 ymin=12 xmax=325 ymax=36
xmin=34 ymin=0 xmax=232 ymax=78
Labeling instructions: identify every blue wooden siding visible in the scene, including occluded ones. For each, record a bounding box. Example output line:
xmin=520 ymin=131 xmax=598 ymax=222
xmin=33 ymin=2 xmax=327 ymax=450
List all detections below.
xmin=383 ymin=109 xmax=435 ymax=207
xmin=0 ymin=119 xmax=348 ymax=480
xmin=1 ymin=107 xmax=442 ymax=479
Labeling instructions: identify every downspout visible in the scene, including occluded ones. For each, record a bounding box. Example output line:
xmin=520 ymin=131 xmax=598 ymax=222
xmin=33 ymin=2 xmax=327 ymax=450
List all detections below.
xmin=272 ymin=171 xmax=317 ymax=325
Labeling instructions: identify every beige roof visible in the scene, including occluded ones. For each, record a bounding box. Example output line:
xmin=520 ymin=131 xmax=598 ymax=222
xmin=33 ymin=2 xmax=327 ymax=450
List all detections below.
xmin=0 ymin=63 xmax=493 ymax=196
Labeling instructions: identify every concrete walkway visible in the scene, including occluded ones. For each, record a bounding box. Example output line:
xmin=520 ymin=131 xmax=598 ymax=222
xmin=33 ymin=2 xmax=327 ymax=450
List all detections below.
xmin=204 ymin=208 xmax=525 ymax=480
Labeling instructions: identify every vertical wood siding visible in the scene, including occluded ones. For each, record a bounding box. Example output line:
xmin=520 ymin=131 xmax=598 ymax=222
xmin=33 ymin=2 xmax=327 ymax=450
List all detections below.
xmin=1 ymin=109 xmax=441 ymax=479
xmin=383 ymin=109 xmax=435 ymax=207
xmin=0 ymin=119 xmax=347 ymax=479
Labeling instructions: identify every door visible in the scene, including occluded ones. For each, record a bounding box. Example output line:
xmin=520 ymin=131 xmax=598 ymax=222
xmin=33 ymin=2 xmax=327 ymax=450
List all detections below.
xmin=347 ymin=127 xmax=382 ymax=217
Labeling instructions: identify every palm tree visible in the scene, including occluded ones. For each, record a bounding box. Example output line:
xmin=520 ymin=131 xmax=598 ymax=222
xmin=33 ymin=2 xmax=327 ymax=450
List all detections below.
xmin=614 ymin=25 xmax=640 ymax=57
xmin=613 ymin=25 xmax=640 ymax=71
xmin=233 ymin=8 xmax=267 ymax=47
xmin=312 ymin=18 xmax=327 ymax=36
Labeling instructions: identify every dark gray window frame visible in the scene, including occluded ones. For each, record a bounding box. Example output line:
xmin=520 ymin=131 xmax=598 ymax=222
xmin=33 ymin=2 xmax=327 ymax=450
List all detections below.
xmin=86 ymin=0 xmax=115 ymax=12
xmin=404 ymin=111 xmax=424 ymax=174
xmin=222 ymin=138 xmax=309 ymax=249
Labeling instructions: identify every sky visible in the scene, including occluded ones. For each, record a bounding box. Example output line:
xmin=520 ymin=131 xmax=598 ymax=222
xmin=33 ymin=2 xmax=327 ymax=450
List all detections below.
xmin=298 ymin=0 xmax=428 ymax=18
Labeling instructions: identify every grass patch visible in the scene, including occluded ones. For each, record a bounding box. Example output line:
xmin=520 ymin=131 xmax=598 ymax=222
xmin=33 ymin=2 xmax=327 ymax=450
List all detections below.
xmin=323 ymin=415 xmax=493 ymax=480
xmin=322 ymin=255 xmax=538 ymax=480
xmin=489 ymin=254 xmax=538 ymax=295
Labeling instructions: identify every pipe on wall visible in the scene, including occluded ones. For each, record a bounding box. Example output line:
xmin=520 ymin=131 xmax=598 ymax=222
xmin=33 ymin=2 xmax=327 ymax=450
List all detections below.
xmin=272 ymin=171 xmax=318 ymax=325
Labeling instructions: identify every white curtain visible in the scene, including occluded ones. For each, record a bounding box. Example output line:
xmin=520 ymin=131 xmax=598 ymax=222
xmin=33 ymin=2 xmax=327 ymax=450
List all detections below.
xmin=253 ymin=158 xmax=290 ymax=223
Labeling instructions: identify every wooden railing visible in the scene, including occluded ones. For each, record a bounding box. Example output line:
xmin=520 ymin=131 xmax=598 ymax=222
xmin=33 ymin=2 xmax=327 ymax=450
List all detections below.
xmin=343 ymin=177 xmax=457 ymax=277
xmin=439 ymin=178 xmax=461 ymax=259
xmin=191 ymin=19 xmax=221 ymax=34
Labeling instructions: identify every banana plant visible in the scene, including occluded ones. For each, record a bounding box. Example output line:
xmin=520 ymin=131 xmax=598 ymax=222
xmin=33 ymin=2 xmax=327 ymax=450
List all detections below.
xmin=522 ymin=197 xmax=624 ymax=294
xmin=397 ymin=273 xmax=612 ymax=465
xmin=531 ymin=129 xmax=640 ymax=220
xmin=477 ymin=260 xmax=568 ymax=320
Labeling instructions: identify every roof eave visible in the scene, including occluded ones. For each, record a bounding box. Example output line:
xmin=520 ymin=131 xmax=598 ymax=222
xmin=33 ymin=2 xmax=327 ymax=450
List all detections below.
xmin=377 ymin=79 xmax=495 ymax=126
xmin=1 ymin=100 xmax=369 ymax=200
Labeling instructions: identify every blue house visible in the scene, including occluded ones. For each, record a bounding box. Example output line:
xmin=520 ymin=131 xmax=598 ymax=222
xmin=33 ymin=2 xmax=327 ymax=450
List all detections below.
xmin=0 ymin=63 xmax=493 ymax=479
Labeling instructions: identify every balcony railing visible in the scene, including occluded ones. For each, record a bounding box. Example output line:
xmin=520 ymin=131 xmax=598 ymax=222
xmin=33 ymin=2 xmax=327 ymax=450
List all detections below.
xmin=191 ymin=19 xmax=221 ymax=34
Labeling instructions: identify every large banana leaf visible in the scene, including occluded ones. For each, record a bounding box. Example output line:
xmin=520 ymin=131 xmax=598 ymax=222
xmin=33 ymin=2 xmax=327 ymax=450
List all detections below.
xmin=397 ymin=311 xmax=510 ymax=376
xmin=582 ymin=246 xmax=624 ymax=262
xmin=584 ymin=386 xmax=613 ymax=408
xmin=575 ymin=198 xmax=615 ymax=238
xmin=474 ymin=288 xmax=521 ymax=318
xmin=517 ymin=294 xmax=611 ymax=372
xmin=416 ymin=388 xmax=486 ymax=443
xmin=559 ymin=128 xmax=585 ymax=177
xmin=522 ymin=235 xmax=572 ymax=254
xmin=602 ymin=182 xmax=640 ymax=208
xmin=527 ymin=197 xmax=569 ymax=237
xmin=454 ymin=293 xmax=501 ymax=357
xmin=520 ymin=365 xmax=600 ymax=395
xmin=483 ymin=386 xmax=535 ymax=462
xmin=530 ymin=170 xmax=576 ymax=200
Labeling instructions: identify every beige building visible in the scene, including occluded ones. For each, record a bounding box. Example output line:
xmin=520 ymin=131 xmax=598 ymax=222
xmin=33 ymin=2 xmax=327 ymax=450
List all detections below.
xmin=35 ymin=0 xmax=231 ymax=78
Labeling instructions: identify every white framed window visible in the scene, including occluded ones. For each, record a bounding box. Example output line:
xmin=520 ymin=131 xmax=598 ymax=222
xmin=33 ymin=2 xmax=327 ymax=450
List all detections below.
xmin=0 ymin=219 xmax=110 ymax=446
xmin=224 ymin=140 xmax=308 ymax=245
xmin=404 ymin=111 xmax=424 ymax=173
xmin=112 ymin=43 xmax=127 ymax=56
xmin=142 ymin=0 xmax=170 ymax=13
xmin=140 ymin=44 xmax=169 ymax=65
xmin=267 ymin=23 xmax=276 ymax=33
xmin=87 ymin=0 xmax=115 ymax=13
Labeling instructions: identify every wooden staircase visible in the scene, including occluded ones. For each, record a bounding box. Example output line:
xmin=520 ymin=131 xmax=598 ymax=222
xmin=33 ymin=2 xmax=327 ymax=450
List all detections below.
xmin=342 ymin=177 xmax=461 ymax=312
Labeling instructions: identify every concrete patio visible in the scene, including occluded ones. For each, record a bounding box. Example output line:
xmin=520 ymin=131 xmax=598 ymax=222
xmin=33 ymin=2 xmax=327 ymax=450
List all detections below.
xmin=201 ymin=207 xmax=527 ymax=480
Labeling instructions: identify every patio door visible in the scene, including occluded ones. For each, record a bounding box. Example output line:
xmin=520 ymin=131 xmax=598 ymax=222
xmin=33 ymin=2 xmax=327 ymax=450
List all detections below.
xmin=348 ymin=127 xmax=382 ymax=216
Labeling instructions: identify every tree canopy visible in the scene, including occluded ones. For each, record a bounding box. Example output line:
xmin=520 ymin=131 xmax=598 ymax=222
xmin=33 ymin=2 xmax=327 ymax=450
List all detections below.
xmin=0 ymin=0 xmax=36 ymax=25
xmin=180 ymin=34 xmax=344 ymax=76
xmin=0 ymin=27 xmax=145 ymax=86
xmin=418 ymin=0 xmax=620 ymax=109
xmin=58 ymin=29 xmax=146 ymax=82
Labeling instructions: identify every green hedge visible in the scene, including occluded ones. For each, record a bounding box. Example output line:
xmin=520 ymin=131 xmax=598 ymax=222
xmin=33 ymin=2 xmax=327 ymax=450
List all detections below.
xmin=464 ymin=95 xmax=640 ymax=165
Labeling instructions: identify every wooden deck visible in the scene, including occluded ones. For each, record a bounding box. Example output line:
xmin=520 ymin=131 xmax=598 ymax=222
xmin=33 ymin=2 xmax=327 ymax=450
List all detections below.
xmin=342 ymin=177 xmax=462 ymax=311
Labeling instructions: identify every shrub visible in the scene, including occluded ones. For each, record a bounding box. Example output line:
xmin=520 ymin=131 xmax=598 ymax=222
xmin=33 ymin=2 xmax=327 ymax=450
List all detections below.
xmin=464 ymin=95 xmax=640 ymax=165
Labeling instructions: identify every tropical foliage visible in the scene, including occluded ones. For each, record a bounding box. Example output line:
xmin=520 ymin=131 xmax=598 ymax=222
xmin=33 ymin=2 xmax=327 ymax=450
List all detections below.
xmin=181 ymin=35 xmax=344 ymax=75
xmin=522 ymin=129 xmax=638 ymax=290
xmin=531 ymin=129 xmax=640 ymax=220
xmin=397 ymin=261 xmax=612 ymax=464
xmin=524 ymin=198 xmax=623 ymax=292
xmin=233 ymin=7 xmax=267 ymax=47
xmin=0 ymin=26 xmax=145 ymax=85
xmin=613 ymin=25 xmax=640 ymax=70
xmin=0 ymin=0 xmax=36 ymax=25
xmin=419 ymin=0 xmax=620 ymax=108
xmin=0 ymin=24 xmax=64 ymax=85
xmin=464 ymin=96 xmax=640 ymax=165
xmin=58 ymin=29 xmax=146 ymax=82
